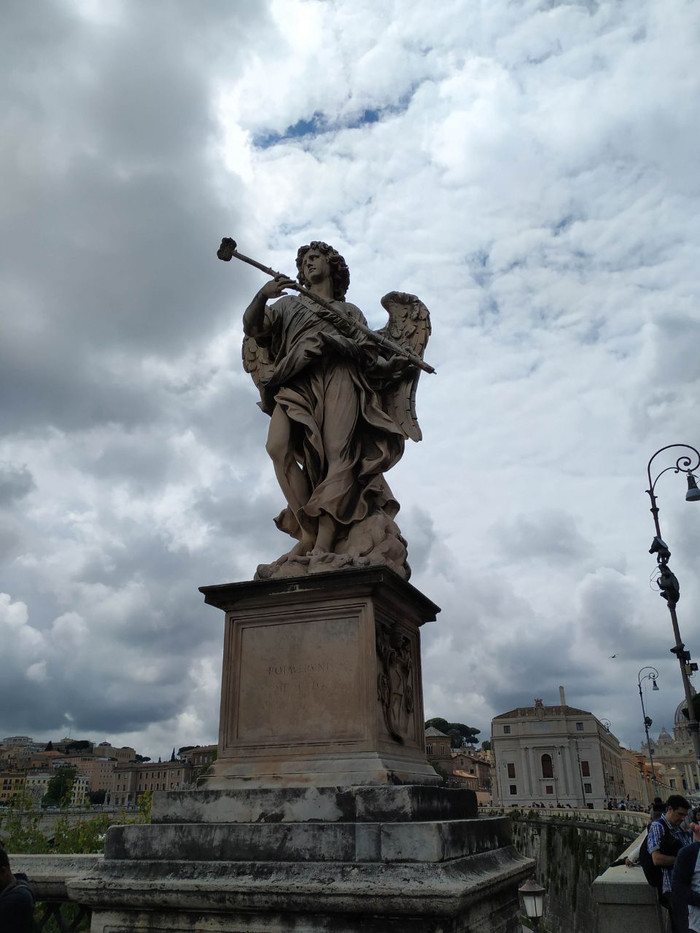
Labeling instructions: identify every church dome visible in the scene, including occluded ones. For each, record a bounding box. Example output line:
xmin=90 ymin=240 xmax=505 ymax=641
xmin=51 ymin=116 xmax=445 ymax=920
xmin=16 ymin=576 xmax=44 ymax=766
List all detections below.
xmin=675 ymin=686 xmax=697 ymax=725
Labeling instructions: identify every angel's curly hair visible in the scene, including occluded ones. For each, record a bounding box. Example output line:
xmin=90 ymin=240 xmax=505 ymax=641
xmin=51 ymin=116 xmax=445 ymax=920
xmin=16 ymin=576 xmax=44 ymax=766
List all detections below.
xmin=296 ymin=241 xmax=350 ymax=300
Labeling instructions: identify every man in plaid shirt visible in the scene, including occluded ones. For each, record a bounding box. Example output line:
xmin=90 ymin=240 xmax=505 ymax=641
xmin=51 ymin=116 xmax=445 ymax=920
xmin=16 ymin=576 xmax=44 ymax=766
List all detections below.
xmin=647 ymin=794 xmax=692 ymax=930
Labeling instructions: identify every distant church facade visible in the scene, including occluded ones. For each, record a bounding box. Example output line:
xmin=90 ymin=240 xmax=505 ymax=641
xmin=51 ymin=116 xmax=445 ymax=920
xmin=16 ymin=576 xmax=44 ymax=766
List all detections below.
xmin=645 ymin=694 xmax=700 ymax=796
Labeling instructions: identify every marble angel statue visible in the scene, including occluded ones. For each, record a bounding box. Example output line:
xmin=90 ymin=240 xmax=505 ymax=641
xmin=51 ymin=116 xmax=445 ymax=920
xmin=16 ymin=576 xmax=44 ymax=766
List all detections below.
xmin=217 ymin=237 xmax=433 ymax=581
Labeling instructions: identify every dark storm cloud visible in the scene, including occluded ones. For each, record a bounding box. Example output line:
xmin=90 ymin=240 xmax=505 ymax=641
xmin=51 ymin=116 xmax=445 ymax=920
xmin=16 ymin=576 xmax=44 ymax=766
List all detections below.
xmin=0 ymin=0 xmax=277 ymax=749
xmin=0 ymin=463 xmax=35 ymax=504
xmin=495 ymin=509 xmax=592 ymax=564
xmin=0 ymin=0 xmax=269 ymax=435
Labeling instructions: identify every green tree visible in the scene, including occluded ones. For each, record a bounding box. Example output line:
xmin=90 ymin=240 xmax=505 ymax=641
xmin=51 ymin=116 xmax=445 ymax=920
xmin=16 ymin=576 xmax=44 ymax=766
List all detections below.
xmin=51 ymin=813 xmax=111 ymax=854
xmin=136 ymin=789 xmax=152 ymax=822
xmin=0 ymin=793 xmax=48 ymax=853
xmin=425 ymin=717 xmax=481 ymax=748
xmin=42 ymin=766 xmax=77 ymax=807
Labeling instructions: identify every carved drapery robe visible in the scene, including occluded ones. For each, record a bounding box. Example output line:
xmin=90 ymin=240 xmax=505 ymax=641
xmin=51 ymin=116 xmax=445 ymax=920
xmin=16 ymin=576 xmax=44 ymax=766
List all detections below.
xmin=246 ymin=295 xmax=406 ymax=541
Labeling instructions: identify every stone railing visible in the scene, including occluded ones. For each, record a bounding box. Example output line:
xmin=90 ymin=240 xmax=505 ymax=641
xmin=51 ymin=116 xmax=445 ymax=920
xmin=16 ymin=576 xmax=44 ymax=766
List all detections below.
xmin=482 ymin=806 xmax=656 ymax=932
xmin=481 ymin=805 xmax=648 ymax=835
xmin=11 ymin=854 xmax=100 ymax=932
xmin=591 ymin=831 xmax=666 ymax=933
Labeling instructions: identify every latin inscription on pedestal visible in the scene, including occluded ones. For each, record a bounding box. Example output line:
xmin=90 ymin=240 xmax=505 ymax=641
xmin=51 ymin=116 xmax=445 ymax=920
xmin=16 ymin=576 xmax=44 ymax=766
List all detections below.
xmin=235 ymin=615 xmax=362 ymax=744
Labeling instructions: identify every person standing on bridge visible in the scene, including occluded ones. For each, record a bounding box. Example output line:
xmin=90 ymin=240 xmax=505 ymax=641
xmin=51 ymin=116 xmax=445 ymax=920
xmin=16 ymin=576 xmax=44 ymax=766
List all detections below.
xmin=647 ymin=795 xmax=692 ymax=932
xmin=670 ymin=815 xmax=700 ymax=933
xmin=0 ymin=845 xmax=35 ymax=932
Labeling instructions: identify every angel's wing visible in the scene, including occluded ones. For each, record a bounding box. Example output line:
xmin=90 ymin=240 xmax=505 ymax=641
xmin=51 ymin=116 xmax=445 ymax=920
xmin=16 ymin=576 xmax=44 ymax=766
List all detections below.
xmin=376 ymin=292 xmax=431 ymax=443
xmin=242 ymin=335 xmax=276 ymax=415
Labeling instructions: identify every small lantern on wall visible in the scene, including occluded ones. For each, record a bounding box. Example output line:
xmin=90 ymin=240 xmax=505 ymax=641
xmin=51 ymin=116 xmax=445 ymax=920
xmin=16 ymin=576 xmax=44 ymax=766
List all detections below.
xmin=518 ymin=876 xmax=545 ymax=930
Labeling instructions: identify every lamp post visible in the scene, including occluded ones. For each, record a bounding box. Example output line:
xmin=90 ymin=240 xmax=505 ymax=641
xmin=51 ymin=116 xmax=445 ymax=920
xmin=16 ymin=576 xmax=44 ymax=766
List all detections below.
xmin=519 ymin=876 xmax=546 ymax=931
xmin=646 ymin=444 xmax=700 ymax=770
xmin=638 ymin=666 xmax=660 ymax=799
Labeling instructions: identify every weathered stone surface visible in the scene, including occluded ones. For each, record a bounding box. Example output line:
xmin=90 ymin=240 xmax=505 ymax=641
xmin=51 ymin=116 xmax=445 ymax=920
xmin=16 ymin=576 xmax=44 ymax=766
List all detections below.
xmin=10 ymin=854 xmax=99 ymax=900
xmin=198 ymin=568 xmax=441 ymax=791
xmin=592 ymin=831 xmax=662 ymax=933
xmin=152 ymin=785 xmax=477 ymax=825
xmin=105 ymin=814 xmax=508 ymax=865
xmin=71 ymin=843 xmax=532 ymax=933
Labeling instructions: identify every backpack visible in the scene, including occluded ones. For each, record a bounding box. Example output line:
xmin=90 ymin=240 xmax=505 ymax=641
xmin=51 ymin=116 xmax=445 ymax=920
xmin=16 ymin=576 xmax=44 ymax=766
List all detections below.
xmin=638 ymin=820 xmax=683 ymax=890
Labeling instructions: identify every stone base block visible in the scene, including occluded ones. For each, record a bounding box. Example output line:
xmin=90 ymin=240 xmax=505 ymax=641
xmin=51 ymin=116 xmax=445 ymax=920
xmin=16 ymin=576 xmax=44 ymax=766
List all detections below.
xmin=152 ymin=784 xmax=478 ymax=824
xmin=106 ymin=814 xmax=503 ymax=865
xmin=74 ymin=848 xmax=532 ymax=933
xmin=70 ymin=788 xmax=533 ymax=933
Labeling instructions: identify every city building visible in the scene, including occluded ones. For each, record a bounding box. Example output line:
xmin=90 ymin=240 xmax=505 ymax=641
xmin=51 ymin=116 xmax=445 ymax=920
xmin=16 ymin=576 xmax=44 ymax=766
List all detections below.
xmin=25 ymin=770 xmax=53 ymax=806
xmin=94 ymin=742 xmax=137 ymax=764
xmin=491 ymin=688 xmax=625 ymax=808
xmin=178 ymin=744 xmax=217 ymax=783
xmin=0 ymin=770 xmax=26 ymax=805
xmin=424 ymin=727 xmax=452 ymax=761
xmin=51 ymin=738 xmax=95 ymax=756
xmin=619 ymin=748 xmax=654 ymax=805
xmin=51 ymin=756 xmax=117 ymax=793
xmin=107 ymin=760 xmax=194 ymax=807
xmin=425 ymin=729 xmax=493 ymax=802
xmin=70 ymin=774 xmax=90 ymax=807
xmin=451 ymin=749 xmax=493 ymax=800
xmin=0 ymin=737 xmax=48 ymax=769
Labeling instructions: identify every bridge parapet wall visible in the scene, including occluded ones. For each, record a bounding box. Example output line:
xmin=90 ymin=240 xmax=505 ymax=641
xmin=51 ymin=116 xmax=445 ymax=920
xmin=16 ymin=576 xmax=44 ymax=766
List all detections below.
xmin=591 ymin=832 xmax=663 ymax=933
xmin=483 ymin=807 xmax=649 ymax=932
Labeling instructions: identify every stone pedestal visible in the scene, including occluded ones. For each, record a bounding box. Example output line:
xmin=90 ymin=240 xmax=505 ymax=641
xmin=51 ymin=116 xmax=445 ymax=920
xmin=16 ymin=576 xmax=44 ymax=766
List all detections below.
xmin=71 ymin=570 xmax=534 ymax=931
xmin=70 ymin=786 xmax=533 ymax=932
xmin=199 ymin=568 xmax=441 ymax=788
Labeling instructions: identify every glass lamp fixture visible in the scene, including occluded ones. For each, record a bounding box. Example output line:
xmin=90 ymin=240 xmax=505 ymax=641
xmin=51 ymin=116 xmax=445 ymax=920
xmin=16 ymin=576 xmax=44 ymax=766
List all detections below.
xmin=686 ymin=474 xmax=700 ymax=502
xmin=519 ymin=877 xmax=545 ymax=921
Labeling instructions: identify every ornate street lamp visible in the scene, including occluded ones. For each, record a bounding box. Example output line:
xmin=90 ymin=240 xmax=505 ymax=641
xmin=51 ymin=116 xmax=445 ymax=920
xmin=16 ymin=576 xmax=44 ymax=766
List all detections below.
xmin=646 ymin=445 xmax=700 ymax=768
xmin=519 ymin=876 xmax=546 ymax=930
xmin=637 ymin=666 xmax=660 ymax=797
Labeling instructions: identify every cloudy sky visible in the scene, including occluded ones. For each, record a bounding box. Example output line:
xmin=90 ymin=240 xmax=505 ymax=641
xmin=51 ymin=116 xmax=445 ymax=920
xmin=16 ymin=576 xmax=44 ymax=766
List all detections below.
xmin=2 ymin=0 xmax=700 ymax=761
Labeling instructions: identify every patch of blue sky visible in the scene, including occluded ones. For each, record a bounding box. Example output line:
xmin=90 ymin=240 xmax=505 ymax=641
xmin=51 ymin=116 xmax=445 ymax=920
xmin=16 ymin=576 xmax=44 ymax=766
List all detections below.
xmin=253 ymin=90 xmax=417 ymax=150
xmin=253 ymin=112 xmax=325 ymax=149
xmin=553 ymin=214 xmax=575 ymax=236
xmin=345 ymin=108 xmax=381 ymax=129
xmin=465 ymin=249 xmax=493 ymax=288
